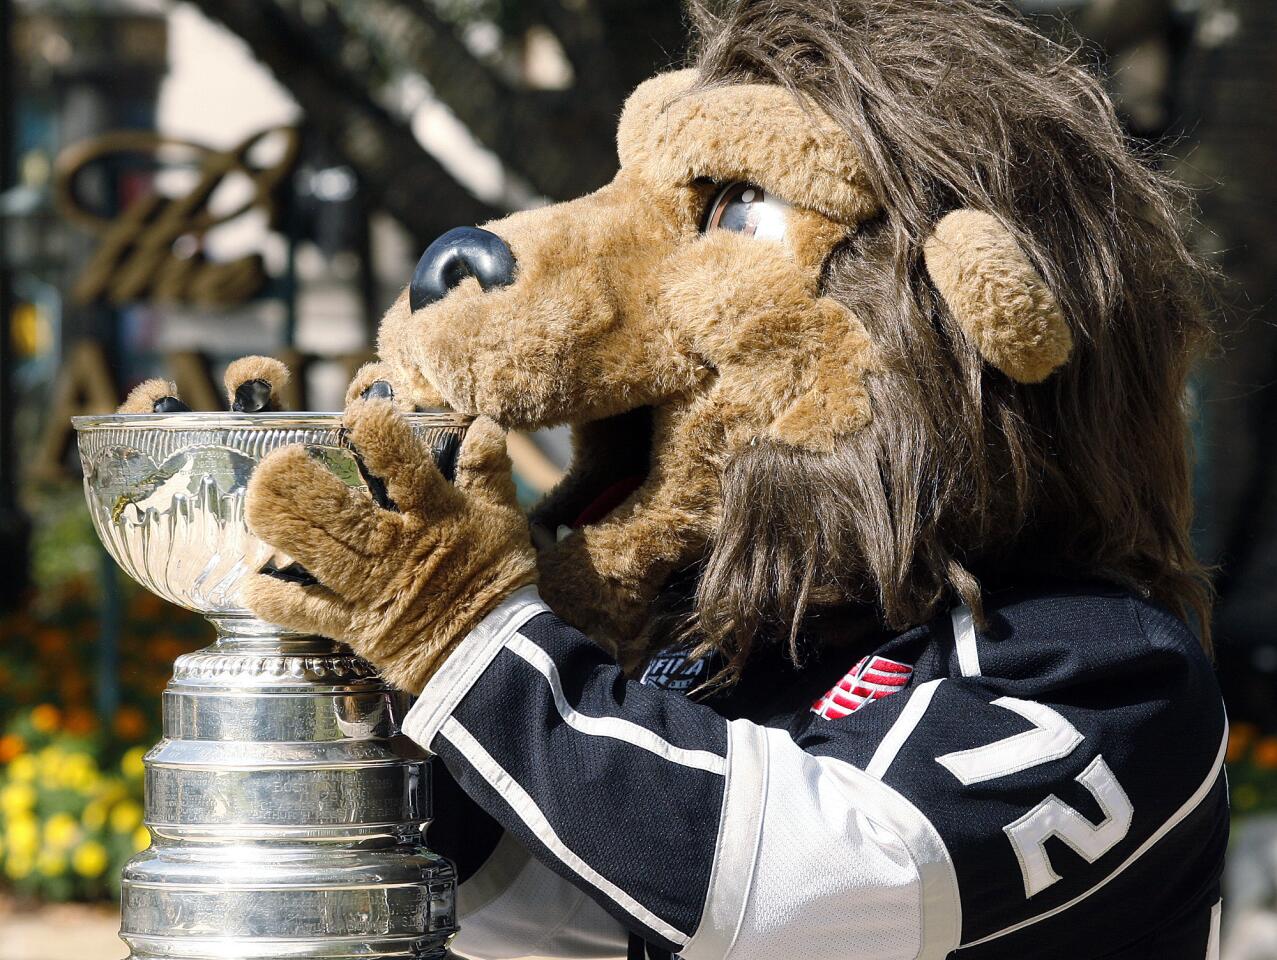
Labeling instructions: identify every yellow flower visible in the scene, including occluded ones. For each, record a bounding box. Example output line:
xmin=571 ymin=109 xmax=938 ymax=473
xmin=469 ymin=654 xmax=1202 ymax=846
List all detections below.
xmin=60 ymin=753 xmax=98 ymax=792
xmin=5 ymin=813 xmax=39 ymax=855
xmin=110 ymin=800 xmax=144 ymax=834
xmin=37 ymin=849 xmax=67 ymax=877
xmin=7 ymin=754 xmax=36 ymax=783
xmin=131 ymin=825 xmax=151 ymax=853
xmin=121 ymin=747 xmax=147 ymax=780
xmin=38 ymin=745 xmax=64 ymax=778
xmin=44 ymin=812 xmax=80 ymax=849
xmin=82 ymin=799 xmax=108 ymax=831
xmin=0 ymin=782 xmax=36 ymax=815
xmin=5 ymin=852 xmax=32 ymax=879
xmin=72 ymin=840 xmax=109 ymax=878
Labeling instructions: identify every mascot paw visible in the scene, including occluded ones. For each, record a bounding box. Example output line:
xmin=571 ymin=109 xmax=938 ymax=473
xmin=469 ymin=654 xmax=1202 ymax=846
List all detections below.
xmin=243 ymin=402 xmax=537 ymax=693
xmin=344 ymin=359 xmax=450 ymax=410
xmin=118 ymin=379 xmax=189 ymax=414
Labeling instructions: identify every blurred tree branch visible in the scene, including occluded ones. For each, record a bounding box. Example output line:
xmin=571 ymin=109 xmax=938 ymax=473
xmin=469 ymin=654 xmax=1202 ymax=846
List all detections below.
xmin=325 ymin=0 xmax=619 ymax=198
xmin=524 ymin=0 xmax=690 ymax=104
xmin=184 ymin=0 xmax=690 ymax=235
xmin=1175 ymin=0 xmax=1277 ymax=641
xmin=183 ymin=0 xmax=499 ymax=244
xmin=1076 ymin=0 xmax=1170 ymax=51
xmin=527 ymin=0 xmax=624 ymax=103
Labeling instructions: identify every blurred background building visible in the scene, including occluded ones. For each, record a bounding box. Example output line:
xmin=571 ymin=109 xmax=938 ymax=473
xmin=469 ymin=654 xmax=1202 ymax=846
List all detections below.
xmin=0 ymin=0 xmax=1275 ymax=956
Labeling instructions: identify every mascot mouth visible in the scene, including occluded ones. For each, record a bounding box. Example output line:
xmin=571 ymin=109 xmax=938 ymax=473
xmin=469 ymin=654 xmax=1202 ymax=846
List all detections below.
xmin=529 ymin=405 xmax=655 ymax=550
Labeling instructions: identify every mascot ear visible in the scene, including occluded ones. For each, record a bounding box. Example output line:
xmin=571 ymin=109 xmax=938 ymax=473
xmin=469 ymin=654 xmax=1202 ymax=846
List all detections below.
xmin=924 ymin=210 xmax=1073 ymax=383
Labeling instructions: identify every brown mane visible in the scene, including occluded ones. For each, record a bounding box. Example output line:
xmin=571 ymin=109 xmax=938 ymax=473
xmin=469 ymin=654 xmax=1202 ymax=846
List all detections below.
xmin=682 ymin=0 xmax=1214 ymax=677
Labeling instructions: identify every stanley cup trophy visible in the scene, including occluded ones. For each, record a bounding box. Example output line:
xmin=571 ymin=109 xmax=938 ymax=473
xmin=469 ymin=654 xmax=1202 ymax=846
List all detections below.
xmin=74 ymin=410 xmax=469 ymax=959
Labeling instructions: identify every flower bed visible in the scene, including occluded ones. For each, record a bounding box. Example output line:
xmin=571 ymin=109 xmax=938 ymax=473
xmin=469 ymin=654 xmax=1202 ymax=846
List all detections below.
xmin=0 ymin=578 xmax=207 ymax=902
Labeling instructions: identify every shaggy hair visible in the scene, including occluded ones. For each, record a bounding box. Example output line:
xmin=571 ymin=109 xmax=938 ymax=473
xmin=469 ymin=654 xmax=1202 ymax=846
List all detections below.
xmin=682 ymin=0 xmax=1214 ymax=676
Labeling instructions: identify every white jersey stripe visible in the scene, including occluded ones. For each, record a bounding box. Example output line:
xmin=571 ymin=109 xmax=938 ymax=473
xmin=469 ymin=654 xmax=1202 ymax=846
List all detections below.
xmin=866 ymin=679 xmax=944 ymax=779
xmin=953 ymin=606 xmax=982 ymax=678
xmin=403 ymin=586 xmax=548 ymax=749
xmin=439 ymin=716 xmax=690 ymax=946
xmin=506 ymin=632 xmax=727 ymax=776
xmin=960 ymin=713 xmax=1229 ymax=949
xmin=1206 ymin=899 xmax=1221 ymax=960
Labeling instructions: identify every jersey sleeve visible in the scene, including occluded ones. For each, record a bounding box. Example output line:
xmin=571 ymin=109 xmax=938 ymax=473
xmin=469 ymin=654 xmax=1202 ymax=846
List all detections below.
xmin=401 ymin=586 xmax=963 ymax=960
xmin=428 ymin=755 xmax=627 ymax=959
xmin=451 ymin=831 xmax=629 ymax=960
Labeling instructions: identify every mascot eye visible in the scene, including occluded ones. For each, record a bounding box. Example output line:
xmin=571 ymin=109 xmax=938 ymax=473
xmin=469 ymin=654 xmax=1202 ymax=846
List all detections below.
xmin=702 ymin=182 xmax=791 ymax=242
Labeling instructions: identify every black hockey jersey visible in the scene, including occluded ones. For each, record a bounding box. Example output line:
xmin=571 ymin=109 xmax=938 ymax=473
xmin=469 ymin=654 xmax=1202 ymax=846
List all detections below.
xmin=403 ymin=580 xmax=1228 ymax=960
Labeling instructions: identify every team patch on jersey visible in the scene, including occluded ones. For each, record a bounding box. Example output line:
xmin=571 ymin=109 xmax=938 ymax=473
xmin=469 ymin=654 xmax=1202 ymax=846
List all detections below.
xmin=640 ymin=649 xmax=710 ymax=692
xmin=811 ymin=655 xmax=913 ymax=720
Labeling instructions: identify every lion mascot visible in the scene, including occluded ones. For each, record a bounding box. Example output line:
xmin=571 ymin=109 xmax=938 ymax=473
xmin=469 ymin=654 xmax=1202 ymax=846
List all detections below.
xmin=221 ymin=1 xmax=1228 ymax=957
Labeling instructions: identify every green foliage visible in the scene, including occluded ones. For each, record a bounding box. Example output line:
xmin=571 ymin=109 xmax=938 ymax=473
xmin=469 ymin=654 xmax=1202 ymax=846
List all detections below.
xmin=25 ymin=485 xmax=100 ymax=592
xmin=1226 ymin=724 xmax=1277 ymax=816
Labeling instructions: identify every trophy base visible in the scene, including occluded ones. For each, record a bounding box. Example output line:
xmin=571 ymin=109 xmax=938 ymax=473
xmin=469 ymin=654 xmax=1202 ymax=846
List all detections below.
xmin=120 ymin=618 xmax=456 ymax=959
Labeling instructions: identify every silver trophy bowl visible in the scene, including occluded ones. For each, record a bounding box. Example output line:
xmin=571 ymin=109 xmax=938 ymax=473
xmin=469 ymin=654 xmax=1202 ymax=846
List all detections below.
xmin=74 ymin=411 xmax=468 ymax=960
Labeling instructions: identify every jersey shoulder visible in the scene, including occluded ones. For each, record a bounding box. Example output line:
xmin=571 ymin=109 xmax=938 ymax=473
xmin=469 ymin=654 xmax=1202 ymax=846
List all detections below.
xmin=804 ymin=582 xmax=1228 ymax=952
xmin=971 ymin=581 xmax=1214 ymax=692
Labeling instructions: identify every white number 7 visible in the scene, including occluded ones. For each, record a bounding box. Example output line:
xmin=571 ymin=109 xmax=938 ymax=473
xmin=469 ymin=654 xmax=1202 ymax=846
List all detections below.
xmin=936 ymin=697 xmax=1134 ymax=898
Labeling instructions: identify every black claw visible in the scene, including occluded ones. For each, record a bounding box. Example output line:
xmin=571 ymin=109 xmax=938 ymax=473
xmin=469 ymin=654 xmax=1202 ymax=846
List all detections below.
xmin=354 ymin=453 xmax=398 ymax=512
xmin=260 ymin=560 xmax=320 ymax=587
xmin=232 ymin=379 xmax=274 ymax=413
xmin=435 ymin=433 xmax=462 ymax=484
xmin=152 ymin=396 xmax=192 ymax=413
xmin=361 ymin=380 xmax=395 ymax=402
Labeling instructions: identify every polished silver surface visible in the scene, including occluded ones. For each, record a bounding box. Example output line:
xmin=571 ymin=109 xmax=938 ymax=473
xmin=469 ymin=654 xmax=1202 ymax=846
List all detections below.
xmin=75 ymin=412 xmax=468 ymax=959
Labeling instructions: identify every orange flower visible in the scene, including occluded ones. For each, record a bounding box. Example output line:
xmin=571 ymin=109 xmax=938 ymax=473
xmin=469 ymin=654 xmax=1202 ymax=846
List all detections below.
xmin=59 ymin=676 xmax=90 ymax=702
xmin=1227 ymin=724 xmax=1258 ymax=764
xmin=152 ymin=637 xmax=186 ymax=662
xmin=64 ymin=707 xmax=98 ymax=736
xmin=132 ymin=592 xmax=164 ymax=618
xmin=30 ymin=703 xmax=61 ymax=734
xmin=35 ymin=628 xmax=69 ymax=657
xmin=1230 ymin=722 xmax=1259 ymax=747
xmin=0 ymin=734 xmax=25 ymax=763
xmin=113 ymin=706 xmax=147 ymax=740
xmin=1253 ymin=737 xmax=1277 ymax=771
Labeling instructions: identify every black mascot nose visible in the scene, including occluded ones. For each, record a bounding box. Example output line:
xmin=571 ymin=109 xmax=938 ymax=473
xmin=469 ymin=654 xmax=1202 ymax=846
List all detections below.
xmin=409 ymin=226 xmax=517 ymax=311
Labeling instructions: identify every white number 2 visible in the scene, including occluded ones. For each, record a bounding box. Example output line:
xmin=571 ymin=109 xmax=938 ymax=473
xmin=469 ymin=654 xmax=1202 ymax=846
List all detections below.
xmin=936 ymin=697 xmax=1134 ymax=898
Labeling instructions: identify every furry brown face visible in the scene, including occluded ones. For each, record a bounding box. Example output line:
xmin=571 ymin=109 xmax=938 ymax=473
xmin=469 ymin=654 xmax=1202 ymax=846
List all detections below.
xmin=377 ymin=70 xmax=1069 ymax=657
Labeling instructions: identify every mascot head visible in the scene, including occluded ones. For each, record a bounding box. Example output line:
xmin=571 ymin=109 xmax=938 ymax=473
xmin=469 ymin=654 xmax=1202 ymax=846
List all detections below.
xmin=376 ymin=0 xmax=1211 ymax=672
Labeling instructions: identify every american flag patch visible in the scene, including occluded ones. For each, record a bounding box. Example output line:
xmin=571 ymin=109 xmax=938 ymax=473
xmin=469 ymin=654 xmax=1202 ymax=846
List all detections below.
xmin=811 ymin=656 xmax=913 ymax=720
